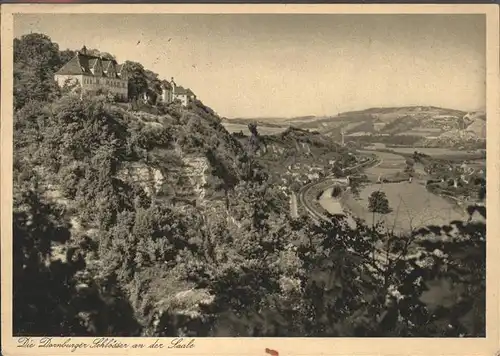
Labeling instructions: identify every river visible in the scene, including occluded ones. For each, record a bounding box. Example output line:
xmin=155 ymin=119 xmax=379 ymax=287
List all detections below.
xmin=317 ymin=149 xmax=470 ymax=234
xmin=318 ymin=187 xmax=343 ymax=215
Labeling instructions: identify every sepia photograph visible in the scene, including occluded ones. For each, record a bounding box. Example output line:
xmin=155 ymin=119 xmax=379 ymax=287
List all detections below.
xmin=1 ymin=4 xmax=499 ymax=354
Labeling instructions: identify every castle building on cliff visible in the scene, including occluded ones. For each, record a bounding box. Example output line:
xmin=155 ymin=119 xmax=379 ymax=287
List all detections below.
xmin=54 ymin=46 xmax=128 ymax=101
xmin=55 ymin=46 xmax=197 ymax=106
xmin=160 ymin=77 xmax=196 ymax=106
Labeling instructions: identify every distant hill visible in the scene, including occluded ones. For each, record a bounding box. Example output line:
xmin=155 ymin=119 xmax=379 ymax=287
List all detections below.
xmin=230 ymin=125 xmax=350 ymax=173
xmin=227 ymin=115 xmax=322 ymax=124
xmin=285 ymin=106 xmax=485 ymax=148
xmin=222 ymin=117 xmax=285 ymax=128
xmin=233 ymin=126 xmax=341 ymax=156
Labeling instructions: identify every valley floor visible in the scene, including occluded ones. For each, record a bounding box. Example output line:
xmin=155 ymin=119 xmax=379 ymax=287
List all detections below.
xmin=310 ymin=148 xmax=483 ymax=235
xmin=341 ymin=181 xmax=468 ymax=234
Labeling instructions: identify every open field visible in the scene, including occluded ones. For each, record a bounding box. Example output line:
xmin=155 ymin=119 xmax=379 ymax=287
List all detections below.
xmin=388 ymin=147 xmax=486 ymax=158
xmin=362 ymin=145 xmax=486 ymax=162
xmin=357 ymin=149 xmax=407 ymax=179
xmin=222 ymin=122 xmax=289 ymax=135
xmin=341 ymin=182 xmax=468 ymax=235
xmin=395 ymin=128 xmax=442 ymax=137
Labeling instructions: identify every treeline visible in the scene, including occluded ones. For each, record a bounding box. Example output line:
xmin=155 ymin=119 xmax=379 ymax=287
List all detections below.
xmin=12 ymin=32 xmax=486 ymax=337
xmin=349 ymin=134 xmax=423 ymax=147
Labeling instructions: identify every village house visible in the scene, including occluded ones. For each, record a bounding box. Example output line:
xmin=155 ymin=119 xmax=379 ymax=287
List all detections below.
xmin=159 ymin=77 xmax=197 ymax=106
xmin=54 ymin=46 xmax=128 ymax=101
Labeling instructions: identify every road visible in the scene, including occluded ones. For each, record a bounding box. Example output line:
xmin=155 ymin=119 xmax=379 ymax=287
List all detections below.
xmin=297 ymin=179 xmax=332 ymax=223
xmin=290 ymin=191 xmax=299 ymax=218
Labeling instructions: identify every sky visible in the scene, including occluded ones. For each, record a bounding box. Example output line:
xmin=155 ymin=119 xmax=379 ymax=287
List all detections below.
xmin=14 ymin=13 xmax=486 ymax=118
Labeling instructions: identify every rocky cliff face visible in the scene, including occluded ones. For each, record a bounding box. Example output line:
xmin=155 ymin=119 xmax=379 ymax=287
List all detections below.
xmin=181 ymin=156 xmax=210 ymax=202
xmin=117 ymin=163 xmax=165 ymax=197
xmin=115 ymin=156 xmax=211 ymax=205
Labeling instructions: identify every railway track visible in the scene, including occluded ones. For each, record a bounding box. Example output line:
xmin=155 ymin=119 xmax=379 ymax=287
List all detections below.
xmin=296 ymin=155 xmax=404 ymax=265
xmin=297 ymin=155 xmax=380 ymax=224
xmin=297 ymin=180 xmax=331 ymax=223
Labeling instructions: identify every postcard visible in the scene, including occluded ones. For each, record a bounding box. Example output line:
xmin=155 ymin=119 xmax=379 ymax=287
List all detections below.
xmin=1 ymin=3 xmax=499 ymax=356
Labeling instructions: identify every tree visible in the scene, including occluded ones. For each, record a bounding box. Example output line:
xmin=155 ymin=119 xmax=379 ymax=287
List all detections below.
xmin=475 ymin=177 xmax=486 ymax=201
xmin=13 ymin=168 xmax=141 ymax=336
xmin=144 ymin=69 xmax=162 ymax=96
xmin=59 ymin=49 xmax=77 ymax=64
xmin=247 ymin=123 xmax=260 ymax=154
xmin=408 ymin=204 xmax=486 ymax=336
xmin=205 ymin=149 xmax=239 ymax=211
xmin=349 ymin=178 xmax=361 ymax=198
xmin=14 ymin=33 xmax=62 ymax=109
xmin=331 ymin=185 xmax=343 ymax=198
xmin=404 ymin=164 xmax=415 ymax=179
xmin=85 ymin=48 xmax=116 ymax=60
xmin=120 ymin=61 xmax=148 ymax=101
xmin=368 ymin=190 xmax=391 ymax=226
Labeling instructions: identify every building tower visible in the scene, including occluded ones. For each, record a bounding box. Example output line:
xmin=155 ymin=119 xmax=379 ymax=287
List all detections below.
xmin=341 ymin=127 xmax=345 ymax=147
